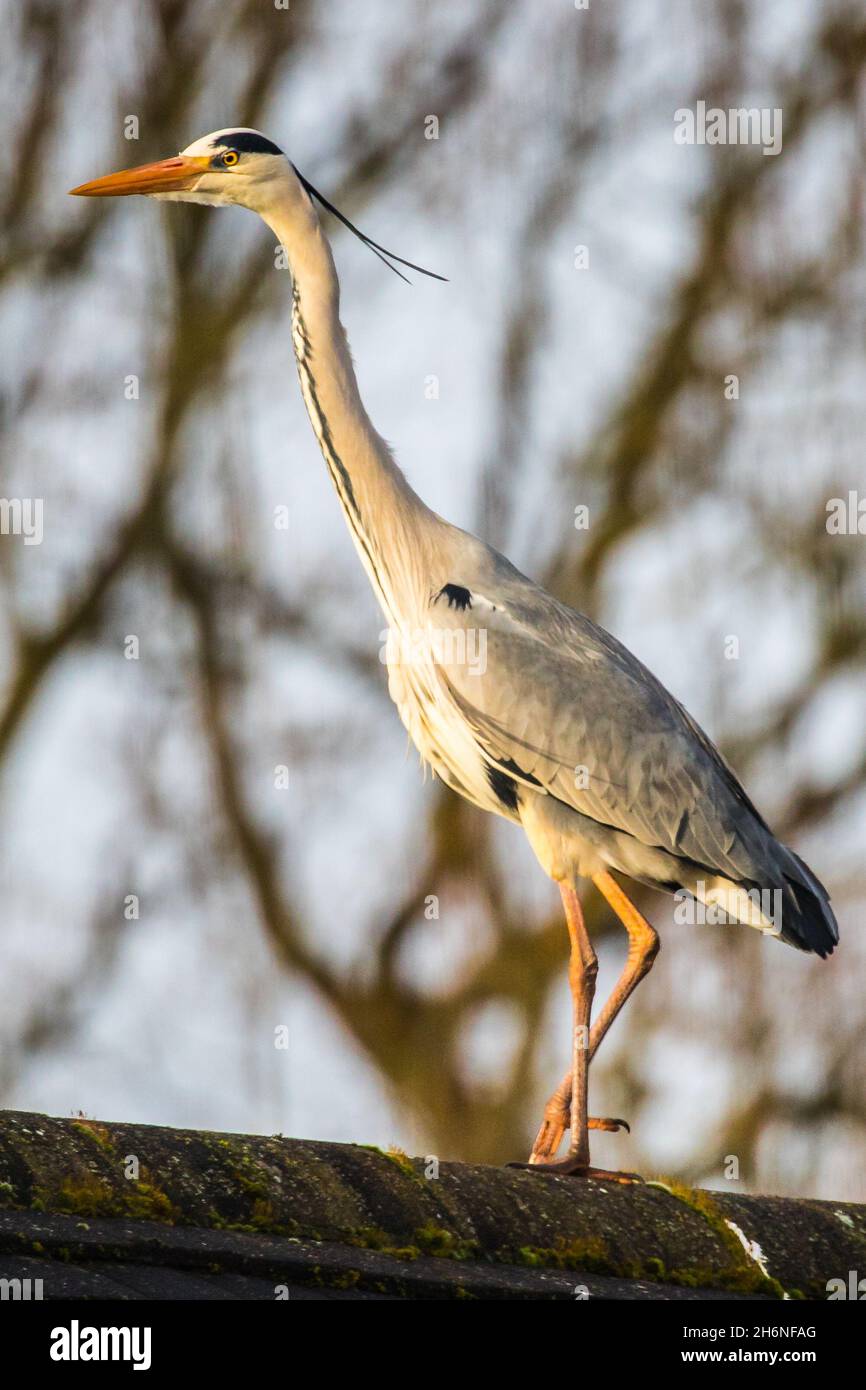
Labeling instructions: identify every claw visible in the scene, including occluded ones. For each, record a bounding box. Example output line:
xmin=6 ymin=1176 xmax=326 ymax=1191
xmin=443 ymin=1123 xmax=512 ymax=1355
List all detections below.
xmin=588 ymin=1116 xmax=630 ymax=1134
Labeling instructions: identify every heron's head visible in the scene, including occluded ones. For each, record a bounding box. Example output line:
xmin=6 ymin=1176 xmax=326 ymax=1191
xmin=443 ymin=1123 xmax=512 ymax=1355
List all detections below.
xmin=70 ymin=127 xmax=446 ymax=283
xmin=69 ymin=128 xmax=293 ymax=213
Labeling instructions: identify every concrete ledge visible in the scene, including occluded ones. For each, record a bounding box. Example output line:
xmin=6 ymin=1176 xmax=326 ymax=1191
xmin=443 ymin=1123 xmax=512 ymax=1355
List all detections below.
xmin=0 ymin=1111 xmax=862 ymax=1300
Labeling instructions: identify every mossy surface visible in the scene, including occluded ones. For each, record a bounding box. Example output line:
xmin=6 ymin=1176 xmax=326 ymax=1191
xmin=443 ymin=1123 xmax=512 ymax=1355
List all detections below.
xmin=655 ymin=1178 xmax=788 ymax=1299
xmin=414 ymin=1222 xmax=480 ymax=1261
xmin=71 ymin=1121 xmax=116 ymax=1154
xmin=0 ymin=1109 xmax=861 ymax=1298
xmin=32 ymin=1171 xmax=179 ymax=1225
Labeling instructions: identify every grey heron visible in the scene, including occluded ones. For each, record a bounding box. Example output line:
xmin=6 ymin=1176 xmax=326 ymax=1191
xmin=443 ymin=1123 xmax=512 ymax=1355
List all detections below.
xmin=71 ymin=130 xmax=838 ymax=1179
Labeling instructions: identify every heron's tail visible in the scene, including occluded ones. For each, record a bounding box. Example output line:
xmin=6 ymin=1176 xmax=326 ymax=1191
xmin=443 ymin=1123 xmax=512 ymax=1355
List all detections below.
xmin=775 ymin=846 xmax=839 ymax=958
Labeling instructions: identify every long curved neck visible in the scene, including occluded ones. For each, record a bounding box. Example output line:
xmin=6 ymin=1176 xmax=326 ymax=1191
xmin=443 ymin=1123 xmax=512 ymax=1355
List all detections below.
xmin=263 ymin=184 xmax=438 ymax=624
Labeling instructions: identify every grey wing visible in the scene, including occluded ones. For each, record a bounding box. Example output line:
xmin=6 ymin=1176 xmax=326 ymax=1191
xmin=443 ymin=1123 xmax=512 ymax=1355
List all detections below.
xmin=430 ymin=582 xmax=772 ymax=884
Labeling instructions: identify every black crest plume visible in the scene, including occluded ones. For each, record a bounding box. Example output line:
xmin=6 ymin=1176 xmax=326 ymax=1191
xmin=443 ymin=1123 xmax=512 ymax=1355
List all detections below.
xmin=291 ymin=165 xmax=447 ymax=285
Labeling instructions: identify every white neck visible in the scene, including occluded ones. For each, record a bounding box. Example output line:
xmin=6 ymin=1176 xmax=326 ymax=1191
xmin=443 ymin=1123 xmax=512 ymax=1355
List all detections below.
xmin=262 ymin=182 xmax=440 ymax=625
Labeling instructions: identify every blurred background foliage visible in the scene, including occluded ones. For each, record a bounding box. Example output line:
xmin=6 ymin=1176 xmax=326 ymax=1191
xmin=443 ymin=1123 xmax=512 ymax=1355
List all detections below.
xmin=1 ymin=0 xmax=865 ymax=1199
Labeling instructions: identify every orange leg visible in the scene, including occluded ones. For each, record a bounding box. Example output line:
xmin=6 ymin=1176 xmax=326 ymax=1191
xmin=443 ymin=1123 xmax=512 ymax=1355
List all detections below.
xmin=526 ymin=881 xmax=597 ymax=1171
xmin=528 ymin=871 xmax=659 ymax=1168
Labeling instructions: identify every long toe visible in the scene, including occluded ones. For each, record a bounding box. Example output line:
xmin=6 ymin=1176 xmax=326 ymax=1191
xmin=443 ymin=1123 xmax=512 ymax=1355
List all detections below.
xmin=527 ymin=1106 xmax=569 ymax=1164
xmin=508 ymin=1158 xmax=642 ymax=1183
xmin=588 ymin=1116 xmax=630 ymax=1133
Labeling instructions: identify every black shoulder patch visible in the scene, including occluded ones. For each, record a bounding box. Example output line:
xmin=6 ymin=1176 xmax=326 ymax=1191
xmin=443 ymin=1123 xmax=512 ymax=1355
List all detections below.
xmin=487 ymin=764 xmax=519 ymax=812
xmin=436 ymin=584 xmax=472 ymax=611
xmin=216 ymin=131 xmax=283 ymax=156
xmin=496 ymin=756 xmax=542 ymax=788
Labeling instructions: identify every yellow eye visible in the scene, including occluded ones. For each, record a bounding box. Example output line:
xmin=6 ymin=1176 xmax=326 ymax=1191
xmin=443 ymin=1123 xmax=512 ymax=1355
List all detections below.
xmin=221 ymin=150 xmax=239 ymax=167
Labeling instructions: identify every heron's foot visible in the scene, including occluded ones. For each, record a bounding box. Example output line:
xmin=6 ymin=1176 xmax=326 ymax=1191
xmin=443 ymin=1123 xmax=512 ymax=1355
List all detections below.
xmin=528 ymin=1106 xmax=569 ymax=1164
xmin=529 ymin=1106 xmax=630 ymax=1164
xmin=508 ymin=1157 xmax=642 ymax=1184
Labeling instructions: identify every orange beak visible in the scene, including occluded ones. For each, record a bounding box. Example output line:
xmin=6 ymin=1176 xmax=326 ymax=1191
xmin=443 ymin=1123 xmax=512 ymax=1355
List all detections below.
xmin=69 ymin=154 xmax=211 ymax=197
